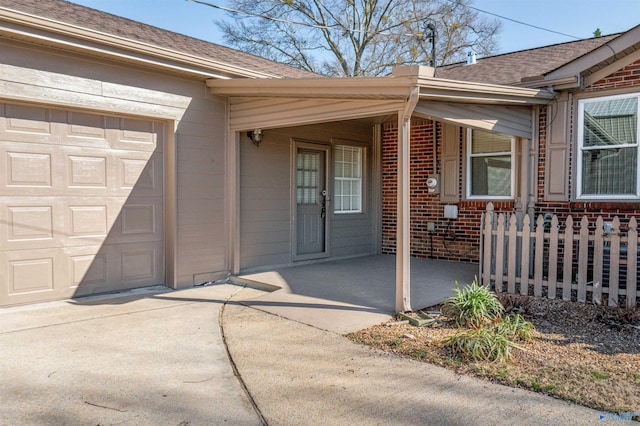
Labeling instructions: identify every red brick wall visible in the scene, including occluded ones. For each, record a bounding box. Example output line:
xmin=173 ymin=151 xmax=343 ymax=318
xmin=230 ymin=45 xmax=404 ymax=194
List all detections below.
xmin=586 ymin=59 xmax=640 ymax=91
xmin=532 ymin=59 xmax=640 ymax=228
xmin=381 ymin=60 xmax=640 ymax=259
xmin=381 ymin=119 xmax=514 ymax=263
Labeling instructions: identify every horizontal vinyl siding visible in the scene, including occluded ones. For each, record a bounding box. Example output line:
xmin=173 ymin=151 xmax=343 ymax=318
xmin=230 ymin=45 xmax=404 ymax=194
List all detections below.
xmin=175 ymin=95 xmax=227 ymax=284
xmin=240 ymin=134 xmax=292 ymax=269
xmin=330 ymin=218 xmax=374 ymax=257
xmin=239 ymin=121 xmax=375 ymax=270
xmin=229 ymin=97 xmax=404 ymax=131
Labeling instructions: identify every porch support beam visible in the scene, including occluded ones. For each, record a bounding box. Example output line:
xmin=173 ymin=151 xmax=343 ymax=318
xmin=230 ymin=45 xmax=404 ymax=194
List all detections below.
xmin=396 ymin=87 xmax=419 ymax=313
xmin=226 ymin=129 xmax=241 ymax=275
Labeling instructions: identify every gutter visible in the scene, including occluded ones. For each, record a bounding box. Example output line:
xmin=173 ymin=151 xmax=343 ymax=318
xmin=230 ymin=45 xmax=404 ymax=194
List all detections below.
xmin=208 ymin=67 xmax=554 ymax=105
xmin=0 ymin=7 xmax=280 ymax=80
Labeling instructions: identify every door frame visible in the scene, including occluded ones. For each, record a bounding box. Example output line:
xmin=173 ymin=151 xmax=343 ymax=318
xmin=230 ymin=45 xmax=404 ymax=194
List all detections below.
xmin=291 ymin=140 xmax=331 ymax=261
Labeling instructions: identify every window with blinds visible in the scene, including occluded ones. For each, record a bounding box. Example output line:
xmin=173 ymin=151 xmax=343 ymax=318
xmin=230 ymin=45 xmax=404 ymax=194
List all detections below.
xmin=577 ymin=94 xmax=639 ymax=198
xmin=467 ymin=129 xmax=514 ymax=199
xmin=334 ymin=145 xmax=363 ymax=213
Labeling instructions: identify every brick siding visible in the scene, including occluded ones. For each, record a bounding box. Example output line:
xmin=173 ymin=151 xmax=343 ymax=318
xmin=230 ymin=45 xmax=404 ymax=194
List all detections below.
xmin=533 ymin=59 xmax=640 ymax=226
xmin=381 ymin=60 xmax=640 ymax=260
xmin=381 ymin=119 xmax=513 ymax=263
xmin=586 ymin=59 xmax=640 ymax=91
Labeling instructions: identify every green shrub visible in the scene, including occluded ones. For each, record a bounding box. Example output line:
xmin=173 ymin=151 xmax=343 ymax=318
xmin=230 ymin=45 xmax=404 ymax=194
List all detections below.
xmin=443 ymin=279 xmax=504 ymax=328
xmin=495 ymin=314 xmax=535 ymax=342
xmin=441 ymin=279 xmax=537 ymax=363
xmin=444 ymin=326 xmax=519 ymax=362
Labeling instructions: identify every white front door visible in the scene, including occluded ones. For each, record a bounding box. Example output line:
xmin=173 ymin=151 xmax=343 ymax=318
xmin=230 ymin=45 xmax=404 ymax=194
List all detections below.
xmin=294 ymin=144 xmax=329 ymax=260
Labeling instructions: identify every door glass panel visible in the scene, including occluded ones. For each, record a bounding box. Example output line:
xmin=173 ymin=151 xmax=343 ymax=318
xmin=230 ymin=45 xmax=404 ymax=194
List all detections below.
xmin=297 ymin=151 xmax=319 ymax=204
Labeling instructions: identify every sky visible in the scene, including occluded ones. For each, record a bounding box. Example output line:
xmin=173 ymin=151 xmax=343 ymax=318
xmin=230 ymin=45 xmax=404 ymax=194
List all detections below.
xmin=67 ymin=0 xmax=640 ymax=56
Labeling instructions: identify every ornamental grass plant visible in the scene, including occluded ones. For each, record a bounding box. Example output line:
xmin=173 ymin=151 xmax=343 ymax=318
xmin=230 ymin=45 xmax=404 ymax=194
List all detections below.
xmin=442 ymin=279 xmax=504 ymax=328
xmin=442 ymin=279 xmax=535 ymax=362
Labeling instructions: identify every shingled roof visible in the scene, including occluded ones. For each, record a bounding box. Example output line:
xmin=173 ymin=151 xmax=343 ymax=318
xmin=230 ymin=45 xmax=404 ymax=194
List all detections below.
xmin=0 ymin=0 xmax=317 ymax=79
xmin=437 ymin=35 xmax=621 ymax=86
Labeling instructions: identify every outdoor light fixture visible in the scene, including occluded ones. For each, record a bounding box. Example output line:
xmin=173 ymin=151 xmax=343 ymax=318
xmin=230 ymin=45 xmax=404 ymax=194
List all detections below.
xmin=247 ymin=129 xmax=263 ymax=146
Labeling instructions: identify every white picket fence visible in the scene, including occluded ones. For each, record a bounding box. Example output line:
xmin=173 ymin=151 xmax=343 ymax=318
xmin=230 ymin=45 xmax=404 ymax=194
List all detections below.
xmin=479 ymin=203 xmax=640 ymax=308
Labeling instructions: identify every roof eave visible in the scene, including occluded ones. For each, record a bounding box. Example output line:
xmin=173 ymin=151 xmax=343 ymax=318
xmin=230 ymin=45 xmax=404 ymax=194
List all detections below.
xmin=544 ymin=25 xmax=640 ymax=82
xmin=517 ymin=75 xmax=581 ymax=90
xmin=0 ymin=6 xmax=279 ymax=80
xmin=416 ymin=76 xmax=554 ymax=105
xmin=208 ymin=67 xmax=554 ymax=106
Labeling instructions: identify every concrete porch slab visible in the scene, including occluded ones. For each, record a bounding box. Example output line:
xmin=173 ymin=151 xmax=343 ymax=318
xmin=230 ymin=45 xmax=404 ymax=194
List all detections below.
xmin=235 ymin=254 xmax=478 ymax=333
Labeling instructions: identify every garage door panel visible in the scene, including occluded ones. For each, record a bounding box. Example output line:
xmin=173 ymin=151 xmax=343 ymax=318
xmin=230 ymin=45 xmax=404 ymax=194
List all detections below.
xmin=108 ymin=118 xmax=161 ymax=153
xmin=8 ymin=206 xmax=53 ymax=240
xmin=67 ymin=111 xmax=107 ymax=140
xmin=0 ymin=104 xmax=106 ymax=149
xmin=2 ymin=196 xmax=163 ymax=248
xmin=120 ymin=242 xmax=163 ymax=283
xmin=1 ymin=200 xmax=62 ymax=251
xmin=69 ymin=251 xmax=108 ymax=288
xmin=3 ymin=103 xmax=52 ymax=135
xmin=0 ymin=248 xmax=68 ymax=306
xmin=1 ymin=104 xmax=165 ymax=306
xmin=122 ymin=203 xmax=157 ymax=236
xmin=121 ymin=152 xmax=163 ymax=197
xmin=5 ymin=150 xmax=52 ymax=187
xmin=0 ymin=103 xmax=167 ymax=152
xmin=2 ymin=143 xmax=157 ymax=198
xmin=68 ymin=242 xmax=163 ymax=297
xmin=69 ymin=205 xmax=109 ymax=239
xmin=110 ymin=198 xmax=163 ymax=243
xmin=68 ymin=154 xmax=108 ymax=187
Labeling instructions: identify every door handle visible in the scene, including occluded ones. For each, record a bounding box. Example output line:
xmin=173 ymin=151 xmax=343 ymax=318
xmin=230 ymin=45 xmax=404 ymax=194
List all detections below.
xmin=320 ymin=189 xmax=326 ymax=219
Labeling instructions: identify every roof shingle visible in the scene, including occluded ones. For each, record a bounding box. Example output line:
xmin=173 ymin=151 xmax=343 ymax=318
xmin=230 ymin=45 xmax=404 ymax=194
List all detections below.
xmin=437 ymin=36 xmax=620 ymax=85
xmin=0 ymin=0 xmax=317 ymax=78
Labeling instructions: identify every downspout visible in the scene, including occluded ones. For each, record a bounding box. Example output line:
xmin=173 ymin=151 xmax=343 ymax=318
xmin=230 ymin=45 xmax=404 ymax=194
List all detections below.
xmin=396 ymin=86 xmax=420 ymax=313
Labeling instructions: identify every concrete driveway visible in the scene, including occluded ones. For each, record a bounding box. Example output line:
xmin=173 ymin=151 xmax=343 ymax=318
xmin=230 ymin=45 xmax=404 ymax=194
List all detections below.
xmin=0 ymin=284 xmax=262 ymax=425
xmin=1 ymin=281 xmax=603 ymax=425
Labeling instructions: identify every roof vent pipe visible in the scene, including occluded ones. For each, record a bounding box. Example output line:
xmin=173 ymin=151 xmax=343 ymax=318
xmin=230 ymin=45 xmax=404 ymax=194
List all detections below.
xmin=467 ymin=51 xmax=477 ymax=65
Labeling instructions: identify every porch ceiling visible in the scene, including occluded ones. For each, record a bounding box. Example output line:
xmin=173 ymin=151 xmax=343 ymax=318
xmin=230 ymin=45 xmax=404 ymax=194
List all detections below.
xmin=414 ymin=102 xmax=533 ymax=139
xmin=207 ymin=66 xmax=554 ymax=135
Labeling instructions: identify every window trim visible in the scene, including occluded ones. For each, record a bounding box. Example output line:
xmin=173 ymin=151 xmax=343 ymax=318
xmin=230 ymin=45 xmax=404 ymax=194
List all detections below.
xmin=576 ymin=92 xmax=640 ymax=200
xmin=332 ymin=143 xmax=366 ymax=215
xmin=465 ymin=128 xmax=516 ymax=200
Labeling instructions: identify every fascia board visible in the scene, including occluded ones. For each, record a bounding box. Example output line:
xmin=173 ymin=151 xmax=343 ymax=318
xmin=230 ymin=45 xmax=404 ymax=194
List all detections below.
xmin=417 ymin=77 xmax=554 ymax=105
xmin=545 ymin=26 xmax=640 ymax=80
xmin=517 ymin=76 xmax=580 ymax=90
xmin=207 ymin=76 xmax=417 ymax=99
xmin=209 ymin=74 xmax=553 ymax=104
xmin=582 ymin=47 xmax=640 ymax=88
xmin=0 ymin=7 xmax=276 ymax=80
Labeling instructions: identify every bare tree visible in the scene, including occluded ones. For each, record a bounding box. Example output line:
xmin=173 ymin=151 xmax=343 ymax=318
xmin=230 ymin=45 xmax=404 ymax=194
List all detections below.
xmin=204 ymin=0 xmax=500 ymax=77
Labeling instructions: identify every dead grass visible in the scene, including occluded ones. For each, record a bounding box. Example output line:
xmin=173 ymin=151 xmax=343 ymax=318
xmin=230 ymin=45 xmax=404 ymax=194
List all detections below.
xmin=347 ymin=296 xmax=640 ymax=415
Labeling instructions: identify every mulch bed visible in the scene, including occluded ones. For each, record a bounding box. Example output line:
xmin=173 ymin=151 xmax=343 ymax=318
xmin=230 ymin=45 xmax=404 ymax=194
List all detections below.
xmin=348 ymin=295 xmax=640 ymax=415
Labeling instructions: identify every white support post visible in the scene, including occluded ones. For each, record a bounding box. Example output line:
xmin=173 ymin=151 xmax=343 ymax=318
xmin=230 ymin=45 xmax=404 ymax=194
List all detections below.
xmin=396 ymin=113 xmax=412 ymax=312
xmin=226 ymin=130 xmax=241 ymax=275
xmin=395 ymin=88 xmax=419 ymax=313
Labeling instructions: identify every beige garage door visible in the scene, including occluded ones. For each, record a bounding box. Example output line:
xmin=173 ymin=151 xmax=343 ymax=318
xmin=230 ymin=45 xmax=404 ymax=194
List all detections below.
xmin=0 ymin=103 xmax=164 ymax=307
